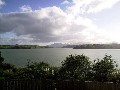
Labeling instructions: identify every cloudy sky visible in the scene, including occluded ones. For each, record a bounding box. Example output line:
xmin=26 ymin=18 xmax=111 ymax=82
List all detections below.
xmin=0 ymin=0 xmax=120 ymax=45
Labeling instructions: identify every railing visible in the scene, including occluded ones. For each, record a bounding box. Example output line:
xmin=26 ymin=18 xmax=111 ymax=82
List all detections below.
xmin=0 ymin=80 xmax=120 ymax=90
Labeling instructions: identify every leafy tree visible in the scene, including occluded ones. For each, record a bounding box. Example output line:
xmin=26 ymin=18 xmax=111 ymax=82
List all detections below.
xmin=58 ymin=54 xmax=91 ymax=81
xmin=92 ymin=55 xmax=117 ymax=82
xmin=28 ymin=62 xmax=52 ymax=79
xmin=15 ymin=61 xmax=56 ymax=80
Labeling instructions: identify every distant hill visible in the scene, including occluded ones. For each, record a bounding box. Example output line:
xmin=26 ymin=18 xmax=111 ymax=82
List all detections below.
xmin=2 ymin=44 xmax=120 ymax=49
xmin=73 ymin=44 xmax=120 ymax=49
xmin=62 ymin=45 xmax=77 ymax=48
xmin=48 ymin=43 xmax=67 ymax=48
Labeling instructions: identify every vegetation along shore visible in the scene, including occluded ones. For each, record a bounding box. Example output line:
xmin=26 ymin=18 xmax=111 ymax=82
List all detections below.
xmin=0 ymin=51 xmax=120 ymax=83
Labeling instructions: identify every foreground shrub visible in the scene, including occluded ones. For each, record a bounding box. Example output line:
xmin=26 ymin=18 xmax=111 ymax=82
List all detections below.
xmin=58 ymin=54 xmax=91 ymax=81
xmin=92 ymin=55 xmax=117 ymax=82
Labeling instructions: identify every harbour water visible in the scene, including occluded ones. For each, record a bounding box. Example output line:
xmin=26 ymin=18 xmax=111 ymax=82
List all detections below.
xmin=0 ymin=48 xmax=120 ymax=67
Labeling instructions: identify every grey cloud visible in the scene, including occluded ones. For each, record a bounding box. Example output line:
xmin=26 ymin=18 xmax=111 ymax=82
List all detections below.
xmin=0 ymin=7 xmax=89 ymax=44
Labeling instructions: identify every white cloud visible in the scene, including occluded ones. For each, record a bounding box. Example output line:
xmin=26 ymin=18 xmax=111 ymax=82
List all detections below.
xmin=19 ymin=5 xmax=32 ymax=12
xmin=0 ymin=0 xmax=119 ymax=45
xmin=87 ymin=0 xmax=120 ymax=13
xmin=0 ymin=0 xmax=5 ymax=8
xmin=61 ymin=0 xmax=70 ymax=5
xmin=67 ymin=0 xmax=120 ymax=15
xmin=0 ymin=6 xmax=100 ymax=44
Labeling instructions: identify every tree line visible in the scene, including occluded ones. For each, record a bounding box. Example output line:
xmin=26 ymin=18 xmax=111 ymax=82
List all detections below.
xmin=0 ymin=45 xmax=49 ymax=49
xmin=73 ymin=44 xmax=120 ymax=49
xmin=0 ymin=51 xmax=120 ymax=83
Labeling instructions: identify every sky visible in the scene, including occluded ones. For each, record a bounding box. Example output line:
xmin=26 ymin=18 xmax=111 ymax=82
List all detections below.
xmin=0 ymin=0 xmax=120 ymax=45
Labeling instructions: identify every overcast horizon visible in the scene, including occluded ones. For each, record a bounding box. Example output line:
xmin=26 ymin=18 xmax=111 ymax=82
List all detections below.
xmin=0 ymin=0 xmax=120 ymax=45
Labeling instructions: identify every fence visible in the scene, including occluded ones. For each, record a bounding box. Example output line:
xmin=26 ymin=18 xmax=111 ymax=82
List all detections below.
xmin=0 ymin=80 xmax=54 ymax=90
xmin=0 ymin=80 xmax=120 ymax=90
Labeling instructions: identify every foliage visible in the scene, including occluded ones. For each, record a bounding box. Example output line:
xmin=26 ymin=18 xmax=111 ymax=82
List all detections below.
xmin=58 ymin=54 xmax=91 ymax=81
xmin=0 ymin=51 xmax=4 ymax=64
xmin=109 ymin=69 xmax=120 ymax=83
xmin=14 ymin=61 xmax=56 ymax=80
xmin=1 ymin=50 xmax=120 ymax=82
xmin=0 ymin=45 xmax=49 ymax=49
xmin=92 ymin=55 xmax=117 ymax=82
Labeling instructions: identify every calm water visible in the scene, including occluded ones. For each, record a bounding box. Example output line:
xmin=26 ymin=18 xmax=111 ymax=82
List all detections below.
xmin=0 ymin=48 xmax=120 ymax=67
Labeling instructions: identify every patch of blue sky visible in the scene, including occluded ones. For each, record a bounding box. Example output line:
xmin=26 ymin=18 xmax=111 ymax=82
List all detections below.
xmin=0 ymin=32 xmax=17 ymax=39
xmin=1 ymin=0 xmax=65 ymax=13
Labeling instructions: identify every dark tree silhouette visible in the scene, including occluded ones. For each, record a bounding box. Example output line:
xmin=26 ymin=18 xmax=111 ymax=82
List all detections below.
xmin=0 ymin=51 xmax=4 ymax=64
